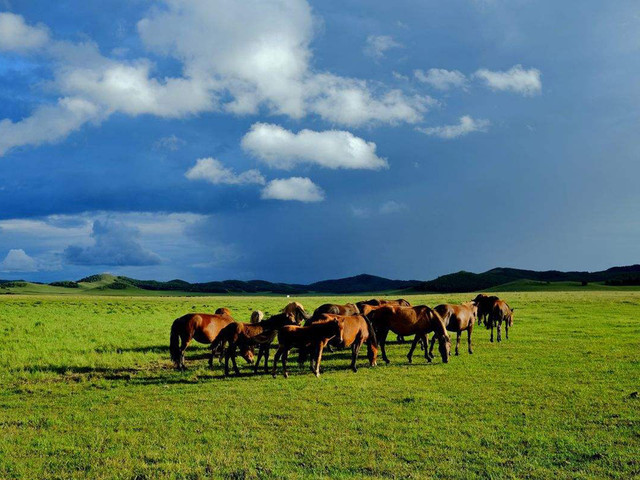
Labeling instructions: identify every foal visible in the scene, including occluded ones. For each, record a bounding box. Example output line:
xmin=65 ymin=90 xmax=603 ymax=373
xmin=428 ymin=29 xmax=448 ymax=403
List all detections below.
xmin=488 ymin=300 xmax=514 ymax=342
xmin=272 ymin=320 xmax=342 ymax=378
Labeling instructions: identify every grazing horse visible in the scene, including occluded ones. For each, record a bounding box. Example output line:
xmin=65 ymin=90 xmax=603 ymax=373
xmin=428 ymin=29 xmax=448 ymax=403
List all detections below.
xmin=304 ymin=313 xmax=378 ymax=371
xmin=369 ymin=305 xmax=451 ymax=364
xmin=431 ymin=302 xmax=478 ymax=357
xmin=215 ymin=307 xmax=233 ymax=316
xmin=472 ymin=294 xmax=500 ymax=326
xmin=356 ymin=299 xmax=412 ymax=342
xmin=272 ymin=320 xmax=343 ymax=378
xmin=488 ymin=300 xmax=514 ymax=342
xmin=211 ymin=302 xmax=310 ymax=376
xmin=169 ymin=311 xmax=237 ymax=370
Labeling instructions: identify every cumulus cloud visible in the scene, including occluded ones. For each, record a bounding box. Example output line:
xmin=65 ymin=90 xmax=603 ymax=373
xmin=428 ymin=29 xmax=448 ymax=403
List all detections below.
xmin=414 ymin=68 xmax=467 ymax=90
xmin=185 ymin=158 xmax=265 ymax=185
xmin=364 ymin=35 xmax=402 ymax=59
xmin=0 ymin=249 xmax=38 ymax=272
xmin=417 ymin=115 xmax=490 ymax=139
xmin=474 ymin=65 xmax=541 ymax=95
xmin=0 ymin=3 xmax=431 ymax=155
xmin=241 ymin=123 xmax=389 ymax=170
xmin=0 ymin=12 xmax=49 ymax=52
xmin=261 ymin=177 xmax=324 ymax=202
xmin=63 ymin=219 xmax=161 ymax=266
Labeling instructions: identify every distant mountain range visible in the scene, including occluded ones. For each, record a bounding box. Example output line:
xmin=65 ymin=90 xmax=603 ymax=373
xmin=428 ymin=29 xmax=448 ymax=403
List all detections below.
xmin=2 ymin=265 xmax=639 ymax=295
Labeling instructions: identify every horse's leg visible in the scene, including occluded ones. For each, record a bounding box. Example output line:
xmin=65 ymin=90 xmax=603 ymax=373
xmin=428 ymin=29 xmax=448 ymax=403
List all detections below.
xmin=379 ymin=328 xmax=390 ymax=364
xmin=231 ymin=345 xmax=241 ymax=375
xmin=282 ymin=349 xmax=290 ymax=379
xmin=406 ymin=335 xmax=420 ymax=363
xmin=262 ymin=345 xmax=270 ymax=373
xmin=490 ymin=321 xmax=494 ymax=343
xmin=428 ymin=335 xmax=436 ymax=359
xmin=468 ymin=325 xmax=473 ymax=354
xmin=351 ymin=339 xmax=363 ymax=372
xmin=254 ymin=345 xmax=264 ymax=374
xmin=179 ymin=335 xmax=191 ymax=371
xmin=422 ymin=335 xmax=430 ymax=361
xmin=505 ymin=321 xmax=509 ymax=340
xmin=497 ymin=319 xmax=502 ymax=343
xmin=314 ymin=343 xmax=325 ymax=377
xmin=455 ymin=331 xmax=461 ymax=356
xmin=272 ymin=347 xmax=283 ymax=378
xmin=224 ymin=344 xmax=233 ymax=377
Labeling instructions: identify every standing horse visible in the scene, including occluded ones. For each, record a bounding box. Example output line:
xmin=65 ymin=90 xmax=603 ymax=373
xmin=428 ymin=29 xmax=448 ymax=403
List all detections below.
xmin=368 ymin=305 xmax=450 ymax=364
xmin=488 ymin=300 xmax=514 ymax=342
xmin=211 ymin=302 xmax=309 ymax=376
xmin=272 ymin=320 xmax=343 ymax=378
xmin=431 ymin=302 xmax=478 ymax=357
xmin=304 ymin=313 xmax=378 ymax=371
xmin=472 ymin=294 xmax=500 ymax=326
xmin=357 ymin=299 xmax=412 ymax=342
xmin=169 ymin=311 xmax=238 ymax=370
xmin=310 ymin=303 xmax=360 ymax=322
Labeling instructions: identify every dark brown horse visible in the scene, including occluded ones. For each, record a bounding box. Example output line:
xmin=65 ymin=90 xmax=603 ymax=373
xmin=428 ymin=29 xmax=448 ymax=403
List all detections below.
xmin=310 ymin=303 xmax=360 ymax=322
xmin=472 ymin=294 xmax=500 ymax=326
xmin=488 ymin=300 xmax=514 ymax=342
xmin=304 ymin=313 xmax=378 ymax=371
xmin=369 ymin=305 xmax=451 ymax=364
xmin=211 ymin=302 xmax=310 ymax=376
xmin=272 ymin=320 xmax=343 ymax=378
xmin=431 ymin=302 xmax=478 ymax=356
xmin=169 ymin=311 xmax=239 ymax=370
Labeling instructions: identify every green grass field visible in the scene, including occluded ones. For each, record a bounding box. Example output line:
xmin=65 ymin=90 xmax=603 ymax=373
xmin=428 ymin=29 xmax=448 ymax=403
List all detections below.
xmin=0 ymin=292 xmax=638 ymax=479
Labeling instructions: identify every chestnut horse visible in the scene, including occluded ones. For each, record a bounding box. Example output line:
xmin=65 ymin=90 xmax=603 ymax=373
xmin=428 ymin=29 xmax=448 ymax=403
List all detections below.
xmin=272 ymin=320 xmax=343 ymax=378
xmin=310 ymin=303 xmax=360 ymax=322
xmin=304 ymin=313 xmax=378 ymax=371
xmin=169 ymin=310 xmax=238 ymax=370
xmin=211 ymin=302 xmax=310 ymax=376
xmin=488 ymin=300 xmax=514 ymax=342
xmin=431 ymin=302 xmax=478 ymax=357
xmin=357 ymin=299 xmax=412 ymax=342
xmin=369 ymin=305 xmax=451 ymax=364
xmin=472 ymin=294 xmax=500 ymax=326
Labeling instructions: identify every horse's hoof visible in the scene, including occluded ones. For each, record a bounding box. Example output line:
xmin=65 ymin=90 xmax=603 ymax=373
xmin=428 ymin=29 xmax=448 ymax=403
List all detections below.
xmin=455 ymin=351 xmax=459 ymax=356
xmin=352 ymin=367 xmax=358 ymax=373
xmin=315 ymin=372 xmax=320 ymax=378
xmin=406 ymin=356 xmax=412 ymax=364
xmin=284 ymin=372 xmax=289 ymax=379
xmin=384 ymin=359 xmax=390 ymax=364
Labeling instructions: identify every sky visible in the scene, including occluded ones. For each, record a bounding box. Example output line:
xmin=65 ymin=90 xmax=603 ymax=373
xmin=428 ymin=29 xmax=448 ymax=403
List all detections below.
xmin=0 ymin=0 xmax=639 ymax=283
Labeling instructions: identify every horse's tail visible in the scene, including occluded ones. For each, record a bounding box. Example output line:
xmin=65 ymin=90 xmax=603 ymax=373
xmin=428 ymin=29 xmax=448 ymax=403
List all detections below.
xmin=169 ymin=317 xmax=183 ymax=365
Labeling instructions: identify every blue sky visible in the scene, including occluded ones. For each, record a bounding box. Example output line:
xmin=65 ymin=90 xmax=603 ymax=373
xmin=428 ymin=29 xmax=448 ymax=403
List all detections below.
xmin=0 ymin=0 xmax=638 ymax=283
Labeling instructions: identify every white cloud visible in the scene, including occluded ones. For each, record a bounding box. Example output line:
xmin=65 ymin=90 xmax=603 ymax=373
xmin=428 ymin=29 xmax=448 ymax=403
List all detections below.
xmin=364 ymin=35 xmax=402 ymax=59
xmin=417 ymin=115 xmax=490 ymax=139
xmin=153 ymin=134 xmax=185 ymax=151
xmin=0 ymin=4 xmax=430 ymax=155
xmin=0 ymin=97 xmax=103 ymax=155
xmin=185 ymin=158 xmax=265 ymax=185
xmin=0 ymin=249 xmax=38 ymax=272
xmin=379 ymin=200 xmax=407 ymax=214
xmin=414 ymin=68 xmax=467 ymax=90
xmin=474 ymin=65 xmax=541 ymax=95
xmin=242 ymin=123 xmax=388 ymax=170
xmin=0 ymin=12 xmax=49 ymax=52
xmin=261 ymin=177 xmax=324 ymax=202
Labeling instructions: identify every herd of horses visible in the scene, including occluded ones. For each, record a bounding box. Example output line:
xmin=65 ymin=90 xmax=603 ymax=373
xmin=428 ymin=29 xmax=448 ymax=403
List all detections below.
xmin=169 ymin=294 xmax=515 ymax=378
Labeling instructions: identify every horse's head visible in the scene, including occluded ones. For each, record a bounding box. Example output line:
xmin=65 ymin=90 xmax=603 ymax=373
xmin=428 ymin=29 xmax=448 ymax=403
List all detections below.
xmin=282 ymin=302 xmax=310 ymax=324
xmin=239 ymin=345 xmax=255 ymax=364
xmin=250 ymin=310 xmax=264 ymax=324
xmin=507 ymin=306 xmax=515 ymax=327
xmin=215 ymin=307 xmax=232 ymax=317
xmin=327 ymin=319 xmax=343 ymax=343
xmin=438 ymin=332 xmax=451 ymax=363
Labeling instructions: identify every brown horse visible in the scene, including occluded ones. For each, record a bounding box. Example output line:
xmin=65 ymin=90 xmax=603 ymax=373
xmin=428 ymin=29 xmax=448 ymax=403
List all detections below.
xmin=169 ymin=311 xmax=240 ymax=370
xmin=211 ymin=302 xmax=310 ymax=376
xmin=310 ymin=303 xmax=360 ymax=322
xmin=472 ymin=294 xmax=500 ymax=326
xmin=357 ymin=299 xmax=412 ymax=342
xmin=431 ymin=302 xmax=478 ymax=357
xmin=369 ymin=305 xmax=451 ymax=364
xmin=272 ymin=320 xmax=343 ymax=378
xmin=488 ymin=300 xmax=514 ymax=342
xmin=305 ymin=313 xmax=378 ymax=371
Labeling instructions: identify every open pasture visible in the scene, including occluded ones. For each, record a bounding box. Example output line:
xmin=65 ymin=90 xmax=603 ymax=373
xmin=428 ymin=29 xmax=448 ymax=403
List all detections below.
xmin=0 ymin=291 xmax=638 ymax=479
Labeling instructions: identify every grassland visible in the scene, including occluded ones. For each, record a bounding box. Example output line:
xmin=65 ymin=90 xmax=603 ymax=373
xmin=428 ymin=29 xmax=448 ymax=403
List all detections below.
xmin=0 ymin=292 xmax=638 ymax=479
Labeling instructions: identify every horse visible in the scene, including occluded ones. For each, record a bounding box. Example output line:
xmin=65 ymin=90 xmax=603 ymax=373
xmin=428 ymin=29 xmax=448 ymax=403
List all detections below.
xmin=431 ymin=302 xmax=478 ymax=357
xmin=215 ymin=307 xmax=233 ymax=316
xmin=169 ymin=311 xmax=238 ymax=370
xmin=211 ymin=302 xmax=310 ymax=376
xmin=487 ymin=300 xmax=514 ymax=342
xmin=472 ymin=294 xmax=500 ymax=326
xmin=309 ymin=303 xmax=360 ymax=322
xmin=303 ymin=313 xmax=378 ymax=371
xmin=356 ymin=299 xmax=412 ymax=342
xmin=368 ymin=305 xmax=451 ymax=364
xmin=272 ymin=320 xmax=343 ymax=378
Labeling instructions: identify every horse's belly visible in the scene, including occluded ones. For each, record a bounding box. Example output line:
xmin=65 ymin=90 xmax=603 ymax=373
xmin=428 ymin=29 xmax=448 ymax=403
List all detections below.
xmin=194 ymin=327 xmax=217 ymax=344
